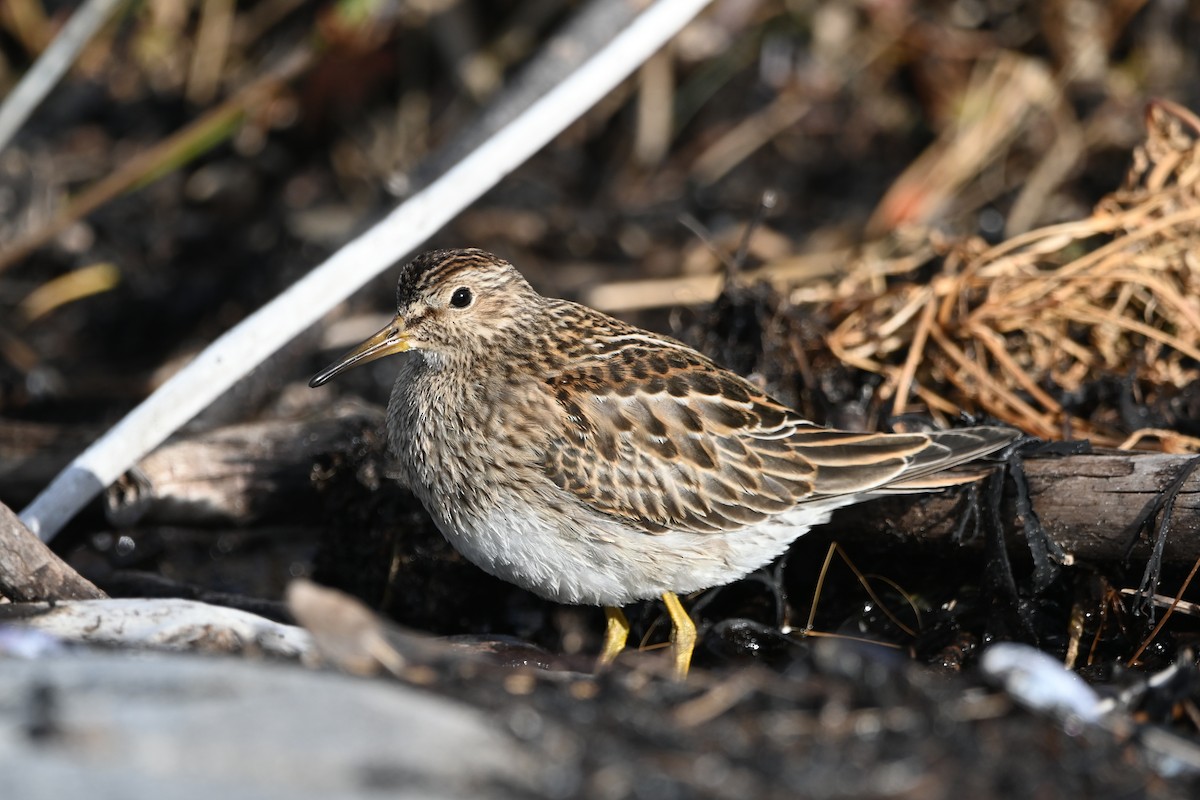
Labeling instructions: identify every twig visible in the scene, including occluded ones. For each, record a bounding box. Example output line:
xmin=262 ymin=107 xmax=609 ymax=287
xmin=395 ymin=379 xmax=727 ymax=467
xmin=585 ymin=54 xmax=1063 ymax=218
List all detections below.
xmin=802 ymin=542 xmax=916 ymax=638
xmin=585 ymin=249 xmax=847 ymax=312
xmin=1127 ymin=554 xmax=1200 ymax=667
xmin=890 ymin=287 xmax=936 ymax=417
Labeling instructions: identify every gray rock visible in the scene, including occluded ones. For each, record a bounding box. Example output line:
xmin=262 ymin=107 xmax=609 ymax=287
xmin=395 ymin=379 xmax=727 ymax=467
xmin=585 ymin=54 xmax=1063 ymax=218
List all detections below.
xmin=0 ymin=651 xmax=536 ymax=799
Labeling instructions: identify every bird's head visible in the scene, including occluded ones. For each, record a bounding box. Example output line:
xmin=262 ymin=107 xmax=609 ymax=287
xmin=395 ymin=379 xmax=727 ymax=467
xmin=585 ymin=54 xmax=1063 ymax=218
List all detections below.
xmin=309 ymin=248 xmax=540 ymax=386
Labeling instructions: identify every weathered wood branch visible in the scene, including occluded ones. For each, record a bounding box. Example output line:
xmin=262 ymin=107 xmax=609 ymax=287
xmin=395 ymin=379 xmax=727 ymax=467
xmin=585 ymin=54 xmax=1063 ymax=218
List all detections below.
xmin=1 ymin=400 xmax=383 ymax=533
xmin=102 ymin=400 xmax=384 ymax=528
xmin=835 ymin=453 xmax=1200 ymax=562
xmin=0 ymin=597 xmax=311 ymax=657
xmin=0 ymin=501 xmax=106 ymax=601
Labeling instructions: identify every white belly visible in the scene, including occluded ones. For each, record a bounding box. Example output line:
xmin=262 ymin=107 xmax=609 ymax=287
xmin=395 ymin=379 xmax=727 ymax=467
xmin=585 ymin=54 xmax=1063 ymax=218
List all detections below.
xmin=420 ymin=482 xmax=855 ymax=606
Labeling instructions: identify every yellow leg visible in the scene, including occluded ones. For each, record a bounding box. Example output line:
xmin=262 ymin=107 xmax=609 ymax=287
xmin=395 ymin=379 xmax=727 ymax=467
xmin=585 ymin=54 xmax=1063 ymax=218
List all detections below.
xmin=662 ymin=591 xmax=696 ymax=681
xmin=595 ymin=606 xmax=630 ymax=673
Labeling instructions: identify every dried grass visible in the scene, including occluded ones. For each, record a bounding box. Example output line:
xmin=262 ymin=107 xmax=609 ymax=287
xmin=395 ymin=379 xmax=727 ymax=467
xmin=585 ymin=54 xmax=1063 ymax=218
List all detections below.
xmin=824 ymin=100 xmax=1200 ymax=450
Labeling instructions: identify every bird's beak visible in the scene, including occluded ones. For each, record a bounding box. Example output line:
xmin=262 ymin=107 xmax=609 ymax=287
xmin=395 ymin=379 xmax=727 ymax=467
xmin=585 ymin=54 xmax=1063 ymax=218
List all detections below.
xmin=309 ymin=315 xmax=411 ymax=387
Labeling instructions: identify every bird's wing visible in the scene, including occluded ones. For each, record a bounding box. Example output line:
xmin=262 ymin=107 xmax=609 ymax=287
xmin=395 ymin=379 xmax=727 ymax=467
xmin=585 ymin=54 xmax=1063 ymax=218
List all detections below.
xmin=538 ymin=330 xmax=1014 ymax=535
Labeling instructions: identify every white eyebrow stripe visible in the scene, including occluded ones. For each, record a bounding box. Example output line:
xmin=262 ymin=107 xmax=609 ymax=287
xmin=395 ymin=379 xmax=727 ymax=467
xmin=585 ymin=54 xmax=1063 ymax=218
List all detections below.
xmin=586 ymin=335 xmax=695 ymax=362
xmin=598 ymin=333 xmax=685 ymax=348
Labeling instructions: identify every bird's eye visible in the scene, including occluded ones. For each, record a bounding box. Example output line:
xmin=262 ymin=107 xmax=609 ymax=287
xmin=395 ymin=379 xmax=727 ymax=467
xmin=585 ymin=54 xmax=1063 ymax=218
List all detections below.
xmin=449 ymin=287 xmax=473 ymax=308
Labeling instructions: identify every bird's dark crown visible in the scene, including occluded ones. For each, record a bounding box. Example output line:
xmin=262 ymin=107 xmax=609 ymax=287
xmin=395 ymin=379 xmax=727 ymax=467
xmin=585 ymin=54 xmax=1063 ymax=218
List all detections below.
xmin=396 ymin=248 xmax=534 ymax=310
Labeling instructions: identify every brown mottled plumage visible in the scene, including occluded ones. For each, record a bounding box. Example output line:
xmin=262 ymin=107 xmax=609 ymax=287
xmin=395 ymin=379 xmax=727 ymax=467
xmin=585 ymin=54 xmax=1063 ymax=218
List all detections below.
xmin=311 ymin=248 xmax=1018 ymax=679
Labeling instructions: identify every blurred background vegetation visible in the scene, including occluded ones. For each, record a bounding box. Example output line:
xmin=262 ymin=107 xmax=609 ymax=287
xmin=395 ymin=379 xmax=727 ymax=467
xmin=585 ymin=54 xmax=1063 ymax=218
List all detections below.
xmin=1 ymin=0 xmax=1197 ymax=430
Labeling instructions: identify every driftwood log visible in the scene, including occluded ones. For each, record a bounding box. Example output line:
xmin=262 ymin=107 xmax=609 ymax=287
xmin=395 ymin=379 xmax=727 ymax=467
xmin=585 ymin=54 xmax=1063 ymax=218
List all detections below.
xmin=0 ymin=597 xmax=311 ymax=657
xmin=0 ymin=399 xmax=383 ymax=528
xmin=101 ymin=399 xmax=385 ymax=528
xmin=836 ymin=454 xmax=1200 ymax=562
